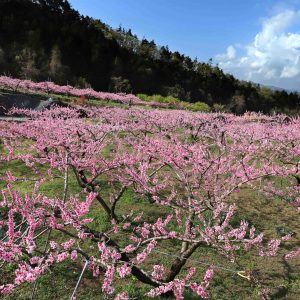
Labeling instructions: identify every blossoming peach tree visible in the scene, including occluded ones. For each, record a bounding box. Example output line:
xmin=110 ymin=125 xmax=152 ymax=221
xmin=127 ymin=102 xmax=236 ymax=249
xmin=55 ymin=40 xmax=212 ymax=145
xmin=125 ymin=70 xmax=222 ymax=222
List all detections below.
xmin=0 ymin=107 xmax=298 ymax=299
xmin=0 ymin=76 xmax=167 ymax=108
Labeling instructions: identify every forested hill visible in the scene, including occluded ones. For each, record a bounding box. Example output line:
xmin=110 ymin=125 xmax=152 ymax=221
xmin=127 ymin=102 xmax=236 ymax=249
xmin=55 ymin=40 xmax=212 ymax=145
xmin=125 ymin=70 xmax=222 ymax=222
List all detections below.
xmin=1 ymin=0 xmax=300 ymax=114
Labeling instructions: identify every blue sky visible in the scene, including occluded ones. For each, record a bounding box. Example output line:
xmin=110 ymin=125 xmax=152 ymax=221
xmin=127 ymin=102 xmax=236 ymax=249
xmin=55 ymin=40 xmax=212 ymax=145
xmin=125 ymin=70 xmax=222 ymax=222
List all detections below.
xmin=69 ymin=0 xmax=300 ymax=90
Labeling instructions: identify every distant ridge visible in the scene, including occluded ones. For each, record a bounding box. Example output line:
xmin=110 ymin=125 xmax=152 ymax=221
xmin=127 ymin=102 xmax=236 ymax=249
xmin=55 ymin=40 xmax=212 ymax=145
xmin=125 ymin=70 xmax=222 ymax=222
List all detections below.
xmin=260 ymin=84 xmax=300 ymax=93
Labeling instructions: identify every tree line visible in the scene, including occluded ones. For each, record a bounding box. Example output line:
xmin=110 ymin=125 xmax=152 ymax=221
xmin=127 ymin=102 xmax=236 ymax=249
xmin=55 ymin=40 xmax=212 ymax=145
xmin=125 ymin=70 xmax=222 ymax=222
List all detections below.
xmin=0 ymin=0 xmax=300 ymax=114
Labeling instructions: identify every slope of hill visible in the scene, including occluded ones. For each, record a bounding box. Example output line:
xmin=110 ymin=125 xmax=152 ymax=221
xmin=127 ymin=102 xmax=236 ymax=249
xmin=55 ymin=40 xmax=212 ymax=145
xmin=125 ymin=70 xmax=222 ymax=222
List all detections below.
xmin=0 ymin=0 xmax=300 ymax=114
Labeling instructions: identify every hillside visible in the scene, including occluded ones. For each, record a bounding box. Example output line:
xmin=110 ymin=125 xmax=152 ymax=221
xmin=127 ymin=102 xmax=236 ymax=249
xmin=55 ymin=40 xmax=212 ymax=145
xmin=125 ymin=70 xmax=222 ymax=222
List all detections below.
xmin=1 ymin=0 xmax=300 ymax=114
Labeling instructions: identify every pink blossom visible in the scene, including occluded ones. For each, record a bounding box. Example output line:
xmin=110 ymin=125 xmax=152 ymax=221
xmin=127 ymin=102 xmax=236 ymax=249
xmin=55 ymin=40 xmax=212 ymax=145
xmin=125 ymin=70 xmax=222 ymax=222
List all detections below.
xmin=0 ymin=284 xmax=15 ymax=295
xmin=102 ymin=266 xmax=115 ymax=295
xmin=115 ymin=292 xmax=129 ymax=300
xmin=61 ymin=239 xmax=75 ymax=250
xmin=116 ymin=263 xmax=132 ymax=278
xmin=285 ymin=248 xmax=300 ymax=260
xmin=151 ymin=265 xmax=165 ymax=280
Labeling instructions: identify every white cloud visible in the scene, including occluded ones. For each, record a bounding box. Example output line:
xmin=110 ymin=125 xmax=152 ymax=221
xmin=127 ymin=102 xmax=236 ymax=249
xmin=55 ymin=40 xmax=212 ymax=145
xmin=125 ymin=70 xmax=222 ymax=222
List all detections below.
xmin=215 ymin=10 xmax=300 ymax=90
xmin=216 ymin=45 xmax=236 ymax=60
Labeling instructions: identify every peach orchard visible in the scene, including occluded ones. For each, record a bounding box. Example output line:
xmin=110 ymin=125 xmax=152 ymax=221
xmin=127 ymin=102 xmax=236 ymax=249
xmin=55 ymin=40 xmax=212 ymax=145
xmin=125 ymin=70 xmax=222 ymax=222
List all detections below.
xmin=0 ymin=105 xmax=299 ymax=299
